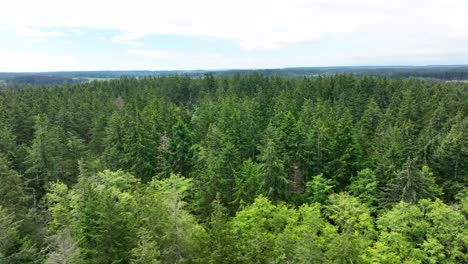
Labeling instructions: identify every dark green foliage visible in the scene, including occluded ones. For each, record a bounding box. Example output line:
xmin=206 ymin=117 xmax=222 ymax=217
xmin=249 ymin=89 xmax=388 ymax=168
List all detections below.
xmin=163 ymin=118 xmax=194 ymax=178
xmin=0 ymin=154 xmax=30 ymax=212
xmin=384 ymin=158 xmax=442 ymax=205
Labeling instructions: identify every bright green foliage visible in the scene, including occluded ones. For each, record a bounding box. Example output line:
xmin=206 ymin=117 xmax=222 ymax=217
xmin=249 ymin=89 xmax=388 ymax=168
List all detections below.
xmin=130 ymin=233 xmax=161 ymax=264
xmin=325 ymin=193 xmax=376 ymax=264
xmin=366 ymin=199 xmax=467 ymax=264
xmin=349 ymin=168 xmax=379 ymax=208
xmin=134 ymin=174 xmax=207 ymax=264
xmin=46 ymin=182 xmax=73 ymax=233
xmin=276 ymin=203 xmax=330 ymax=263
xmin=419 ymin=199 xmax=467 ymax=263
xmin=373 ymin=202 xmax=429 ymax=262
xmin=0 ymin=206 xmax=18 ymax=261
xmin=47 ymin=170 xmax=139 ymax=264
xmin=231 ymin=196 xmax=293 ymax=263
xmin=305 ymin=173 xmax=335 ymax=204
xmin=455 ymin=189 xmax=468 ymax=217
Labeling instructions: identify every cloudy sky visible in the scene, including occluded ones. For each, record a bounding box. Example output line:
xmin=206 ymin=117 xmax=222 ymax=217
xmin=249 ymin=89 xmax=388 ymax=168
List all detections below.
xmin=1 ymin=0 xmax=467 ymax=71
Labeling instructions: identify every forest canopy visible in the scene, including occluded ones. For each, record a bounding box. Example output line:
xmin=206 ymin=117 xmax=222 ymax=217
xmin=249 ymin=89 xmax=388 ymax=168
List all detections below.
xmin=0 ymin=74 xmax=466 ymax=263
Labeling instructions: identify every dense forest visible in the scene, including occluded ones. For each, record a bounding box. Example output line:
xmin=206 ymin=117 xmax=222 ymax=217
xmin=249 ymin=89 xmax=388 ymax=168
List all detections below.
xmin=0 ymin=74 xmax=466 ymax=263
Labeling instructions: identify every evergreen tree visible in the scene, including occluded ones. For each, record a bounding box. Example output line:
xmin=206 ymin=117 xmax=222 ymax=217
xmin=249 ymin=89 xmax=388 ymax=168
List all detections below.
xmin=384 ymin=158 xmax=442 ymax=205
xmin=258 ymin=139 xmax=289 ymax=202
xmin=233 ymin=159 xmax=262 ymax=208
xmin=432 ymin=113 xmax=467 ymax=200
xmin=206 ymin=197 xmax=235 ymax=264
xmin=163 ymin=118 xmax=193 ymax=177
xmin=0 ymin=154 xmax=30 ymax=212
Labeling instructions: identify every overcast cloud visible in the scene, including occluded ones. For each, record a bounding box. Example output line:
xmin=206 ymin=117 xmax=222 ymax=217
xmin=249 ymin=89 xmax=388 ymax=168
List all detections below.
xmin=1 ymin=0 xmax=467 ymax=71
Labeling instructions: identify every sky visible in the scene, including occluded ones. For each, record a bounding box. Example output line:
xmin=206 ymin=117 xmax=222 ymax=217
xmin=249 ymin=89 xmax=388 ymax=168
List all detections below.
xmin=1 ymin=0 xmax=468 ymax=71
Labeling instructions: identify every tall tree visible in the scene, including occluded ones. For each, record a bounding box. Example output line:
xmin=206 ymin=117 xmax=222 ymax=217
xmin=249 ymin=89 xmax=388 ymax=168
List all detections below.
xmin=384 ymin=158 xmax=442 ymax=205
xmin=258 ymin=138 xmax=288 ymax=202
xmin=163 ymin=118 xmax=193 ymax=177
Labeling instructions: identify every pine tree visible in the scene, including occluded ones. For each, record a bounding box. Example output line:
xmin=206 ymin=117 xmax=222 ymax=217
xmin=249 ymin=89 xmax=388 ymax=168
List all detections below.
xmin=163 ymin=118 xmax=193 ymax=177
xmin=233 ymin=159 xmax=261 ymax=208
xmin=207 ymin=197 xmax=235 ymax=264
xmin=432 ymin=113 xmax=467 ymax=200
xmin=0 ymin=154 xmax=30 ymax=212
xmin=259 ymin=139 xmax=289 ymax=202
xmin=384 ymin=158 xmax=442 ymax=205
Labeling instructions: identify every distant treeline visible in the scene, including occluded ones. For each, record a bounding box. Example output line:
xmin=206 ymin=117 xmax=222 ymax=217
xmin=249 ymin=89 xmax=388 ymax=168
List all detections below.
xmin=2 ymin=65 xmax=468 ymax=85
xmin=2 ymin=75 xmax=85 ymax=85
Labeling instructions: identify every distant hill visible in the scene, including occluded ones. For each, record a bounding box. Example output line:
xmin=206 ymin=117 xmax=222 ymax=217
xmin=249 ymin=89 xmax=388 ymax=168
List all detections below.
xmin=2 ymin=65 xmax=468 ymax=85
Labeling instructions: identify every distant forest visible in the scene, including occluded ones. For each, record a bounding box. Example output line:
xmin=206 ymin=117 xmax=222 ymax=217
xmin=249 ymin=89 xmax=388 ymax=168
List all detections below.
xmin=0 ymin=74 xmax=466 ymax=263
xmin=2 ymin=65 xmax=468 ymax=86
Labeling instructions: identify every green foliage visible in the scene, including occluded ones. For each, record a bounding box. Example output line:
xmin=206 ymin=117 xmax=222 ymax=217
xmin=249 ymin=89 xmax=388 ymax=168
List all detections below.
xmin=47 ymin=170 xmax=140 ymax=264
xmin=163 ymin=118 xmax=194 ymax=178
xmin=348 ymin=168 xmax=379 ymax=208
xmin=25 ymin=114 xmax=85 ymax=199
xmin=206 ymin=197 xmax=235 ymax=264
xmin=45 ymin=230 xmax=80 ymax=264
xmin=130 ymin=234 xmax=161 ymax=264
xmin=233 ymin=159 xmax=262 ymax=208
xmin=134 ymin=174 xmax=207 ymax=263
xmin=276 ymin=203 xmax=329 ymax=263
xmin=366 ymin=199 xmax=467 ymax=264
xmin=431 ymin=113 xmax=468 ymax=200
xmin=305 ymin=174 xmax=335 ymax=204
xmin=0 ymin=74 xmax=467 ymax=262
xmin=0 ymin=206 xmax=41 ymax=263
xmin=259 ymin=138 xmax=289 ymax=202
xmin=325 ymin=193 xmax=376 ymax=264
xmin=384 ymin=159 xmax=442 ymax=205
xmin=0 ymin=154 xmax=30 ymax=212
xmin=231 ymin=196 xmax=293 ymax=263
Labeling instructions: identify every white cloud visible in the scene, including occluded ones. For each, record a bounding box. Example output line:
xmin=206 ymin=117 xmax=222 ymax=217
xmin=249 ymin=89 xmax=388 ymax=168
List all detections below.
xmin=128 ymin=49 xmax=171 ymax=59
xmin=1 ymin=0 xmax=468 ymax=50
xmin=1 ymin=0 xmax=468 ymax=70
xmin=2 ymin=25 xmax=65 ymax=42
xmin=10 ymin=26 xmax=64 ymax=38
xmin=112 ymin=33 xmax=145 ymax=46
xmin=0 ymin=51 xmax=77 ymax=72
